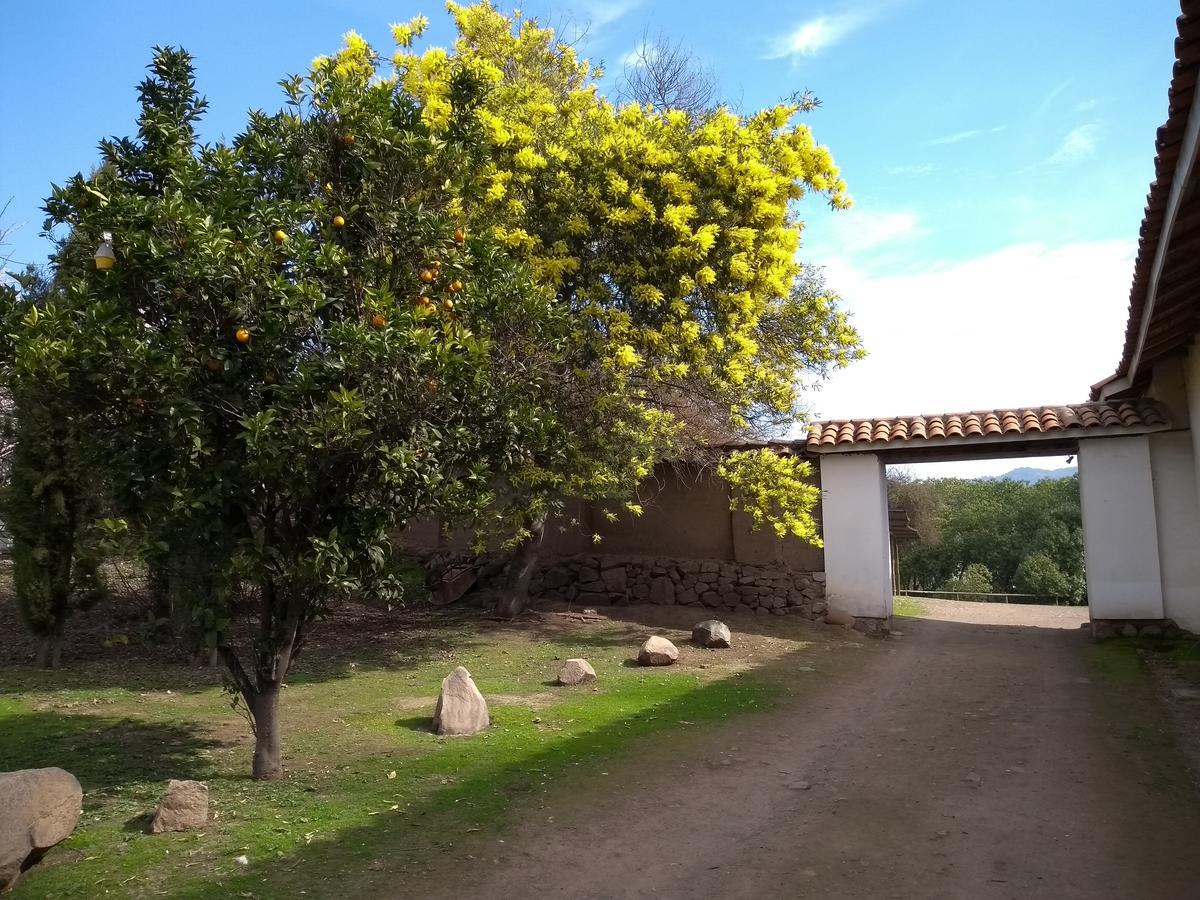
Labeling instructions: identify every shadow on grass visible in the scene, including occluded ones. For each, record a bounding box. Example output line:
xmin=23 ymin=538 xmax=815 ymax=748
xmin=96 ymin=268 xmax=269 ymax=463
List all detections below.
xmin=394 ymin=715 xmax=435 ymax=734
xmin=170 ymin=651 xmax=799 ymax=900
xmin=0 ymin=710 xmax=220 ymax=791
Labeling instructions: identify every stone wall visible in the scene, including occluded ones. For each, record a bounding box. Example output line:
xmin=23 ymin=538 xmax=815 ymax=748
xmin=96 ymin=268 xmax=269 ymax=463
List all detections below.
xmin=443 ymin=552 xmax=827 ymax=618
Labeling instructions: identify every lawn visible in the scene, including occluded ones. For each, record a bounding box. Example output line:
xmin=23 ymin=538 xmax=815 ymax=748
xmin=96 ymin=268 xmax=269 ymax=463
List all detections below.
xmin=892 ymin=595 xmax=928 ymax=618
xmin=1 ymin=600 xmax=837 ymax=898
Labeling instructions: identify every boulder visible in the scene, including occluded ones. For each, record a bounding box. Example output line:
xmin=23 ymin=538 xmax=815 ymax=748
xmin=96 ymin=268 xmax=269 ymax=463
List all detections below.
xmin=638 ymin=636 xmax=679 ymax=666
xmin=0 ymin=767 xmax=82 ymax=892
xmin=557 ymin=658 xmax=597 ymax=685
xmin=149 ymin=780 xmax=209 ymax=834
xmin=432 ymin=666 xmax=490 ymax=736
xmin=692 ymin=620 xmax=732 ymax=649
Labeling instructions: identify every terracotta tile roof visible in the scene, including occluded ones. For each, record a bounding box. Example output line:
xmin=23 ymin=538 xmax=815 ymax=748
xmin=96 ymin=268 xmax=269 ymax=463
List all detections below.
xmin=806 ymin=401 xmax=1172 ymax=451
xmin=1093 ymin=0 xmax=1200 ymax=398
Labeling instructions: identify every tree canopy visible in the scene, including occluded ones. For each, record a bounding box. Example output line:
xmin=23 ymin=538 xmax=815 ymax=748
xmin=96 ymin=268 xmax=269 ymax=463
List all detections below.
xmin=889 ymin=474 xmax=1085 ymax=602
xmin=0 ymin=4 xmax=858 ymax=777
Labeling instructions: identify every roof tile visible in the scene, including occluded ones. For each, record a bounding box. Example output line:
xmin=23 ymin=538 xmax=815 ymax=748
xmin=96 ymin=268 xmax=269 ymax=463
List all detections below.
xmin=805 ymin=400 xmax=1172 ymax=451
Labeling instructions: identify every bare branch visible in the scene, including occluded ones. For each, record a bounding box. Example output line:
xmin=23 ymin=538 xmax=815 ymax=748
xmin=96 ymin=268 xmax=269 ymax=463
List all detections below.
xmin=617 ymin=29 xmax=718 ymax=117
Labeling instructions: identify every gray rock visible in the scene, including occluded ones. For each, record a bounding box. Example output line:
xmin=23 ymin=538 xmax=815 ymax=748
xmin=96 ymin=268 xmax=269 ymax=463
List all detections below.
xmin=578 ymin=565 xmax=600 ymax=584
xmin=557 ymin=658 xmax=597 ymax=685
xmin=676 ymin=588 xmax=698 ymax=606
xmin=433 ymin=666 xmax=490 ymax=736
xmin=701 ymin=590 xmax=723 ymax=608
xmin=601 ymin=566 xmax=627 ymax=593
xmin=692 ymin=620 xmax=732 ymax=648
xmin=638 ymin=636 xmax=679 ymax=666
xmin=650 ymin=577 xmax=676 ymax=605
xmin=149 ymin=780 xmax=209 ymax=833
xmin=0 ymin=767 xmax=82 ymax=892
xmin=542 ymin=566 xmax=572 ymax=590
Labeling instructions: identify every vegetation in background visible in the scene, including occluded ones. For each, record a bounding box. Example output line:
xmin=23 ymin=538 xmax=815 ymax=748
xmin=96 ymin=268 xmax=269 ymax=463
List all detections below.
xmin=0 ymin=4 xmax=858 ymax=777
xmin=889 ymin=473 xmax=1084 ymax=601
xmin=0 ymin=268 xmax=106 ymax=667
xmin=940 ymin=562 xmax=994 ymax=597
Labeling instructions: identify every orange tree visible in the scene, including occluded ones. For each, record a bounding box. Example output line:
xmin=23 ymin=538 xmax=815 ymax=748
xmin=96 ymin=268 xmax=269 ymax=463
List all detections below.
xmin=5 ymin=46 xmax=570 ymax=778
xmin=4 ymin=4 xmax=861 ymax=777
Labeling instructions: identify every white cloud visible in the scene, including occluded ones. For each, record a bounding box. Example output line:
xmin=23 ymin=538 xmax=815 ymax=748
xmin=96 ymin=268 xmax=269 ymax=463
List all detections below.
xmin=1046 ymin=124 xmax=1099 ymax=164
xmin=1035 ymin=78 xmax=1072 ymax=116
xmin=765 ymin=11 xmax=872 ymax=59
xmin=575 ymin=0 xmax=642 ymax=29
xmin=885 ymin=163 xmax=937 ymax=177
xmin=927 ymin=124 xmax=1005 ymax=146
xmin=803 ymin=240 xmax=1135 ymax=436
xmin=822 ymin=209 xmax=925 ymax=254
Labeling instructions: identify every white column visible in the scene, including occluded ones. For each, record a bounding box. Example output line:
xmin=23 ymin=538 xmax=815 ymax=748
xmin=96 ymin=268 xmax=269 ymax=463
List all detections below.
xmin=820 ymin=453 xmax=892 ymax=619
xmin=1149 ymin=432 xmax=1200 ymax=631
xmin=1079 ymin=435 xmax=1164 ymax=620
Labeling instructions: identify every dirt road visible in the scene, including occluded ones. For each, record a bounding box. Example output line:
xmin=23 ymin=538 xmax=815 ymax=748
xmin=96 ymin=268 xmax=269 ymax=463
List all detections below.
xmin=423 ymin=601 xmax=1200 ymax=899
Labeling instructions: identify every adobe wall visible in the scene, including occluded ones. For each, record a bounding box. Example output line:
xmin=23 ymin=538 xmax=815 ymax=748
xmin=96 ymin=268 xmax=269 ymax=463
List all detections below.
xmin=402 ymin=463 xmax=827 ymax=616
xmin=403 ymin=464 xmax=825 ymax=570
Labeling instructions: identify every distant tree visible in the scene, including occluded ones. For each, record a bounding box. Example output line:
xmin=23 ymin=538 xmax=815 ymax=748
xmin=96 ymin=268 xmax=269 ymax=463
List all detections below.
xmin=1014 ymin=552 xmax=1072 ymax=600
xmin=889 ymin=475 xmax=1084 ymax=600
xmin=942 ymin=562 xmax=993 ymax=598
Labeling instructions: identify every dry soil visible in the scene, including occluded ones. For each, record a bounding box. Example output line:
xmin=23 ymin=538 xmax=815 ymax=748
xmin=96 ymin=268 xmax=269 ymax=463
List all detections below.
xmin=416 ymin=599 xmax=1200 ymax=899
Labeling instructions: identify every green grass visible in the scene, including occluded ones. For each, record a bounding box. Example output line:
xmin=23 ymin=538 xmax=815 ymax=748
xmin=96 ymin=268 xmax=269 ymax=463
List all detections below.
xmin=1087 ymin=635 xmax=1200 ymax=686
xmin=892 ymin=595 xmax=927 ymax=618
xmin=2 ymin=610 xmax=825 ymax=898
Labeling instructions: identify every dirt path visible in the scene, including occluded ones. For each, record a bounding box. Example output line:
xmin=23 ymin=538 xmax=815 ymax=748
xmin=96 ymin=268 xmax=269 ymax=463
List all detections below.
xmin=417 ymin=601 xmax=1200 ymax=899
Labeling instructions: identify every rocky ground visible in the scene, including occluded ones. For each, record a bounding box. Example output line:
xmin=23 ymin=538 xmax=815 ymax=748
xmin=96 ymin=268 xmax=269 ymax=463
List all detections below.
xmin=409 ymin=599 xmax=1200 ymax=900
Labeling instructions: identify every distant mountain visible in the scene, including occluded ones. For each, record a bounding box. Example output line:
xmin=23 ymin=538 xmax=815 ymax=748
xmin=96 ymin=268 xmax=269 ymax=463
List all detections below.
xmin=992 ymin=466 xmax=1077 ymax=484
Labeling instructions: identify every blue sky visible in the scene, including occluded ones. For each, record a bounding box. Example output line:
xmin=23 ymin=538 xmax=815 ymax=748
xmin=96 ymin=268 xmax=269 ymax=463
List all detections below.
xmin=0 ymin=0 xmax=1182 ymax=476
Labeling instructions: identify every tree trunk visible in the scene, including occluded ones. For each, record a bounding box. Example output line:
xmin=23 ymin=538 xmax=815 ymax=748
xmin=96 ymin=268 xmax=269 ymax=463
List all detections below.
xmin=49 ymin=634 xmax=63 ymax=669
xmin=250 ymin=682 xmax=283 ymax=780
xmin=496 ymin=514 xmax=546 ymax=619
xmin=34 ymin=636 xmax=50 ymax=669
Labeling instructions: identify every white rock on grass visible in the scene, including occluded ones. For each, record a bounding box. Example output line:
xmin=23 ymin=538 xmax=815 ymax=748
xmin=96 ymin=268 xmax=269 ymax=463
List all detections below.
xmin=0 ymin=767 xmax=82 ymax=892
xmin=557 ymin=658 xmax=597 ymax=685
xmin=432 ymin=666 xmax=490 ymax=736
xmin=638 ymin=636 xmax=679 ymax=667
xmin=149 ymin=779 xmax=209 ymax=834
xmin=692 ymin=620 xmax=732 ymax=648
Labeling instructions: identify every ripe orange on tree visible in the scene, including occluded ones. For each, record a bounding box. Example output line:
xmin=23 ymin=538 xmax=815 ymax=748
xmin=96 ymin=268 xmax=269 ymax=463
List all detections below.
xmin=370 ymin=313 xmax=386 ymax=328
xmin=419 ymin=269 xmax=435 ymax=283
xmin=332 ymin=215 xmax=345 ymax=229
xmin=272 ymin=229 xmax=287 ymax=243
xmin=453 ymin=227 xmax=466 ymax=244
xmin=449 ymin=280 xmax=463 ymax=293
xmin=235 ymin=327 xmax=251 ymax=344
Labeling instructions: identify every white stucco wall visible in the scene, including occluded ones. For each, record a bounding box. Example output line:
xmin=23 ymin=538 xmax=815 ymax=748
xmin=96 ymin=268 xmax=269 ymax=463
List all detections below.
xmin=1148 ymin=431 xmax=1200 ymax=631
xmin=1185 ymin=342 xmax=1200 ymax=507
xmin=1078 ymin=435 xmax=1164 ymax=620
xmin=820 ymin=453 xmax=892 ymax=619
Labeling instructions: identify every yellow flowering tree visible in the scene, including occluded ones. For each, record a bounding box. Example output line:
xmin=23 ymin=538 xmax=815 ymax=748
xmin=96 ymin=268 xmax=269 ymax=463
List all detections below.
xmin=391 ymin=4 xmax=860 ymax=600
